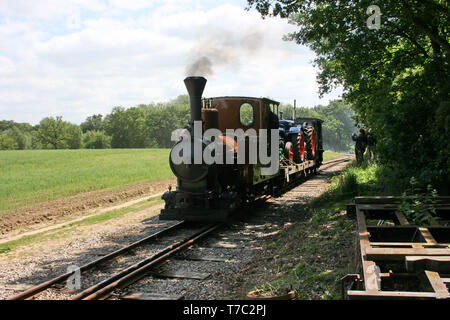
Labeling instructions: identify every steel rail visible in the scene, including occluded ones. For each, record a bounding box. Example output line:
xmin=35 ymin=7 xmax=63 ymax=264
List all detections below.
xmin=318 ymin=156 xmax=352 ymax=171
xmin=9 ymin=221 xmax=186 ymax=300
xmin=77 ymin=223 xmax=222 ymax=300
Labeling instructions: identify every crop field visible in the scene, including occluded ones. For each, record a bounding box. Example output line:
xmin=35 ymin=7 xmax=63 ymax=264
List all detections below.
xmin=0 ymin=149 xmax=344 ymax=214
xmin=0 ymin=149 xmax=173 ymax=213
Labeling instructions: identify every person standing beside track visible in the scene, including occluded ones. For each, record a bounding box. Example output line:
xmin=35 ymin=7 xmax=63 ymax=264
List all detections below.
xmin=366 ymin=129 xmax=376 ymax=160
xmin=352 ymin=129 xmax=368 ymax=165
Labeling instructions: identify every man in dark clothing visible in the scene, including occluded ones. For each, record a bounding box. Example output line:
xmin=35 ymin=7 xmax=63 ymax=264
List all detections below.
xmin=352 ymin=129 xmax=368 ymax=164
xmin=366 ymin=129 xmax=376 ymax=160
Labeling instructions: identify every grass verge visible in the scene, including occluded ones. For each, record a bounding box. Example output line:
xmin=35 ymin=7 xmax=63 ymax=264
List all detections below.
xmin=249 ymin=160 xmax=387 ymax=299
xmin=322 ymin=150 xmax=346 ymax=162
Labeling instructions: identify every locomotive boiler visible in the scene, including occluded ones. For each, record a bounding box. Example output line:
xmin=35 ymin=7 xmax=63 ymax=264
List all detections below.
xmin=160 ymin=76 xmax=323 ymax=221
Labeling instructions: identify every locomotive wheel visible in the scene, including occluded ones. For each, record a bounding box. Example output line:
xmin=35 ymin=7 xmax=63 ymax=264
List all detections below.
xmin=284 ymin=141 xmax=294 ymax=161
xmin=304 ymin=127 xmax=316 ymax=160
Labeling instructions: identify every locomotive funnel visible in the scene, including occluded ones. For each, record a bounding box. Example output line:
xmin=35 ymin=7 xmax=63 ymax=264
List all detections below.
xmin=184 ymin=76 xmax=207 ymax=123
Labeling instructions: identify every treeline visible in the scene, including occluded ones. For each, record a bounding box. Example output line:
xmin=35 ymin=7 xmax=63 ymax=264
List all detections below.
xmin=1 ymin=95 xmax=355 ymax=152
xmin=0 ymin=95 xmax=190 ymax=150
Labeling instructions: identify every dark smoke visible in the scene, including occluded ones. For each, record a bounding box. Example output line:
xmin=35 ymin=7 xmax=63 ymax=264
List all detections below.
xmin=185 ymin=56 xmax=213 ymax=77
xmin=185 ymin=29 xmax=265 ymax=77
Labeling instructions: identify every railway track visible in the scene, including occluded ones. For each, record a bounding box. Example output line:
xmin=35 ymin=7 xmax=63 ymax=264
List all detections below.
xmin=9 ymin=221 xmax=222 ymax=300
xmin=8 ymin=156 xmax=351 ymax=300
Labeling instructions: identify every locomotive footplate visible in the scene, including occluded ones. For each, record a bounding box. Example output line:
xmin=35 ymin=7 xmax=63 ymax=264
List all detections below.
xmin=160 ymin=189 xmax=239 ymax=222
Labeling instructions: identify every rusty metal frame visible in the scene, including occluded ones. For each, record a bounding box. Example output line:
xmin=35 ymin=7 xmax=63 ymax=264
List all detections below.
xmin=347 ymin=196 xmax=450 ymax=299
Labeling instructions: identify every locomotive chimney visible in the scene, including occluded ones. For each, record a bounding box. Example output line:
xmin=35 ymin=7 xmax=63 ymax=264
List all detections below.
xmin=184 ymin=76 xmax=207 ymax=124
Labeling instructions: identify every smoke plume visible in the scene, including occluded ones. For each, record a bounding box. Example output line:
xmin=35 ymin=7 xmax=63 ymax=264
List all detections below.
xmin=185 ymin=29 xmax=265 ymax=77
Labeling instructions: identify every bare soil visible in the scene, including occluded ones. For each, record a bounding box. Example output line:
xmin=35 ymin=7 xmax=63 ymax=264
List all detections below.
xmin=0 ymin=178 xmax=176 ymax=237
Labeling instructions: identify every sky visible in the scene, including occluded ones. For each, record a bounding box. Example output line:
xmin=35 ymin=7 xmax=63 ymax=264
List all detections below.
xmin=0 ymin=0 xmax=342 ymax=125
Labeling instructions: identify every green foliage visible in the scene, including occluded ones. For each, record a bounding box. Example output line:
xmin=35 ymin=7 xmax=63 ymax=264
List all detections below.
xmin=80 ymin=114 xmax=104 ymax=133
xmin=104 ymin=107 xmax=153 ymax=148
xmin=247 ymin=0 xmax=450 ymax=192
xmin=0 ymin=135 xmax=18 ymax=150
xmin=0 ymin=122 xmax=33 ymax=150
xmin=35 ymin=116 xmax=82 ymax=149
xmin=398 ymin=178 xmax=439 ymax=225
xmin=239 ymin=103 xmax=254 ymax=126
xmin=143 ymin=102 xmax=190 ymax=148
xmin=64 ymin=123 xmax=83 ymax=149
xmin=326 ymin=162 xmax=379 ymax=199
xmin=36 ymin=116 xmax=69 ymax=149
xmin=83 ymin=130 xmax=112 ymax=149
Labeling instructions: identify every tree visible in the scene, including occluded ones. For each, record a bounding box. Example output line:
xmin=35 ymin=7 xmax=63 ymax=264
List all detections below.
xmin=0 ymin=135 xmax=18 ymax=150
xmin=103 ymin=107 xmax=152 ymax=148
xmin=36 ymin=116 xmax=68 ymax=149
xmin=65 ymin=123 xmax=82 ymax=149
xmin=83 ymin=130 xmax=112 ymax=149
xmin=80 ymin=114 xmax=104 ymax=133
xmin=247 ymin=0 xmax=450 ymax=191
xmin=3 ymin=126 xmax=32 ymax=150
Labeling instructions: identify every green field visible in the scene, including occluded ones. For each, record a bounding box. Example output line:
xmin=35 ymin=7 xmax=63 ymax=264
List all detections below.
xmin=0 ymin=149 xmax=344 ymax=214
xmin=0 ymin=149 xmax=173 ymax=213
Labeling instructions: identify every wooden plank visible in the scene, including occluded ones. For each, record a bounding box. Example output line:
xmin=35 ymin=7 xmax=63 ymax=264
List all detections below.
xmin=347 ymin=290 xmax=448 ymax=300
xmin=371 ymin=242 xmax=449 ymax=247
xmin=419 ymin=227 xmax=438 ymax=244
xmin=371 ymin=242 xmax=423 ymax=247
xmin=150 ymin=270 xmax=211 ymax=280
xmin=425 ymin=270 xmax=449 ymax=295
xmin=356 ymin=208 xmax=381 ymax=291
xmin=366 ymin=247 xmax=450 ymax=261
xmin=356 ymin=196 xmax=402 ymax=204
xmin=184 ymin=253 xmax=236 ymax=263
xmin=122 ymin=293 xmax=184 ymax=300
xmin=395 ymin=211 xmax=409 ymax=225
xmin=355 ymin=204 xmax=397 ymax=210
xmin=406 ymin=256 xmax=450 ymax=272
xmin=355 ymin=196 xmax=450 ymax=205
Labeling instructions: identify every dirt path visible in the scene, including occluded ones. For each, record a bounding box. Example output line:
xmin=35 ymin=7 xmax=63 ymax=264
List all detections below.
xmin=0 ymin=178 xmax=176 ymax=239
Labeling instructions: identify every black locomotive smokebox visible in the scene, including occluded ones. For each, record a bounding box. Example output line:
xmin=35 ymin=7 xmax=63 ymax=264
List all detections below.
xmin=169 ymin=138 xmax=209 ymax=182
xmin=184 ymin=76 xmax=207 ymax=123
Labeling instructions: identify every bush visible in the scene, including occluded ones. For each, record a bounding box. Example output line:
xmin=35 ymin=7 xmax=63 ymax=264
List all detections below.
xmin=83 ymin=131 xmax=112 ymax=149
xmin=0 ymin=135 xmax=18 ymax=150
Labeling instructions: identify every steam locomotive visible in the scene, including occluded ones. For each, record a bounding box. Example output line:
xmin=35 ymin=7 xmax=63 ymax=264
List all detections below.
xmin=160 ymin=76 xmax=323 ymax=221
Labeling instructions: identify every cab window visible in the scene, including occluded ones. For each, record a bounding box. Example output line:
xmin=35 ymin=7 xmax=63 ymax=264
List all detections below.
xmin=239 ymin=103 xmax=254 ymax=126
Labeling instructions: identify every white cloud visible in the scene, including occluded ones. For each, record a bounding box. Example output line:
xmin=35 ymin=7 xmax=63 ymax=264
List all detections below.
xmin=0 ymin=1 xmax=341 ymax=124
